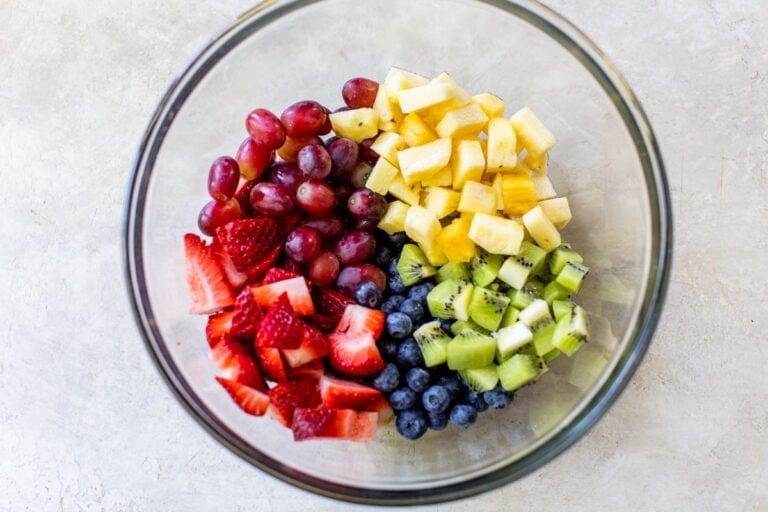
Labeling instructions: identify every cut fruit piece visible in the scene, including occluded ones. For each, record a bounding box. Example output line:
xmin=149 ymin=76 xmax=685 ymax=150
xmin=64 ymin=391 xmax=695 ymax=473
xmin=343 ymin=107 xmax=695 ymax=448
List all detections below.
xmin=397 ymin=243 xmax=437 ymax=286
xmin=551 ymin=304 xmax=589 ymax=356
xmin=468 ymin=212 xmax=524 ymax=256
xmin=397 ymin=138 xmax=452 ymax=185
xmin=543 ymin=281 xmax=572 ymax=304
xmin=291 ymin=407 xmax=378 ymax=442
xmin=531 ymin=317 xmax=556 ymax=356
xmin=377 ymin=200 xmax=410 ymax=235
xmin=365 ymin=157 xmax=400 ymax=195
xmin=281 ymin=322 xmax=328 ymax=368
xmin=555 ymin=262 xmax=589 ymax=293
xmin=329 ymin=108 xmax=380 ymax=142
xmin=388 ymin=172 xmax=420 ymax=205
xmin=422 ymin=186 xmax=460 ymax=219
xmin=255 ymin=346 xmax=288 ymax=383
xmin=319 ymin=374 xmax=385 ymax=410
xmin=470 ymin=249 xmax=504 ymax=287
xmin=497 ymin=353 xmax=541 ymax=391
xmin=397 ymin=81 xmax=455 ymax=113
xmin=399 ymin=112 xmax=437 ymax=147
xmin=436 ymin=215 xmax=477 ymax=263
xmin=216 ymin=377 xmax=270 ymax=416
xmin=500 ymin=172 xmax=537 ymax=216
xmin=446 ymin=329 xmax=496 ymax=370
xmin=326 ymin=305 xmax=386 ymax=377
xmin=268 ymin=377 xmax=321 ymax=427
xmin=435 ymin=101 xmax=488 ymax=139
xmin=255 ymin=293 xmax=303 ymax=349
xmin=517 ymin=298 xmax=552 ymax=328
xmin=499 ymin=304 xmax=520 ymax=328
xmin=372 ymin=83 xmax=403 ymax=132
xmin=183 ymin=233 xmax=235 ymax=315
xmin=413 ymin=320 xmax=452 ymax=367
xmin=538 ymin=197 xmax=572 ymax=229
xmin=418 ymin=239 xmax=448 ymax=267
xmin=436 ymin=261 xmax=472 ymax=283
xmin=210 ymin=338 xmax=266 ymax=390
xmin=485 ymin=117 xmax=517 ymax=171
xmin=216 ymin=218 xmax=283 ymax=278
xmin=450 ymin=318 xmax=490 ymax=336
xmin=522 ymin=205 xmax=561 ymax=252
xmin=551 ymin=299 xmax=576 ymax=322
xmin=471 ymin=92 xmax=505 ymax=119
xmin=523 ymin=151 xmax=548 ymax=175
xmin=497 ymin=241 xmax=547 ymax=289
xmin=509 ymin=107 xmax=556 ymax=157
xmin=421 ymin=165 xmax=452 ymax=187
xmin=404 ymin=204 xmax=442 ymax=248
xmin=383 ymin=66 xmax=430 ymax=92
xmin=370 ymin=131 xmax=405 ymax=165
xmin=451 ymin=139 xmax=485 ymax=191
xmin=457 ymin=181 xmax=496 ymax=215
xmin=468 ymin=286 xmax=510 ymax=331
xmin=496 ymin=321 xmax=534 ymax=361
xmin=426 ymin=278 xmax=474 ymax=321
xmin=459 ymin=365 xmax=500 ymax=393
xmin=549 ymin=245 xmax=585 ymax=275
xmin=206 ymin=310 xmax=234 ymax=348
xmin=250 ymin=276 xmax=315 ymax=316
xmin=532 ymin=175 xmax=557 ymax=200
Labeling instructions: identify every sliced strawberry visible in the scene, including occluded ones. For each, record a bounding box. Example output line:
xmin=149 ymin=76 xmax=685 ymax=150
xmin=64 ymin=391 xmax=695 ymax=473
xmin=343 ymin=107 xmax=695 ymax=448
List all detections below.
xmin=255 ymin=346 xmax=288 ymax=383
xmin=335 ymin=304 xmax=386 ymax=339
xmin=313 ymin=288 xmax=355 ymax=321
xmin=210 ymin=235 xmax=249 ymax=290
xmin=216 ymin=376 xmax=270 ymax=416
xmin=367 ymin=395 xmax=394 ymax=425
xmin=281 ymin=210 xmax=303 ymax=236
xmin=183 ymin=233 xmax=235 ymax=314
xmin=210 ymin=338 xmax=266 ymax=390
xmin=282 ymin=322 xmax=328 ymax=368
xmin=250 ymin=276 xmax=315 ymax=316
xmin=216 ymin=218 xmax=282 ymax=277
xmin=305 ymin=313 xmax=338 ymax=333
xmin=319 ymin=374 xmax=384 ymax=411
xmin=326 ymin=305 xmax=386 ymax=377
xmin=291 ymin=407 xmax=378 ymax=442
xmin=234 ymin=179 xmax=257 ymax=218
xmin=260 ymin=267 xmax=301 ymax=285
xmin=255 ymin=293 xmax=303 ymax=349
xmin=206 ymin=310 xmax=234 ymax=348
xmin=231 ymin=288 xmax=264 ymax=339
xmin=268 ymin=377 xmax=321 ymax=427
xmin=244 ymin=244 xmax=282 ymax=282
xmin=287 ymin=359 xmax=326 ymax=380
xmin=280 ymin=258 xmax=306 ymax=276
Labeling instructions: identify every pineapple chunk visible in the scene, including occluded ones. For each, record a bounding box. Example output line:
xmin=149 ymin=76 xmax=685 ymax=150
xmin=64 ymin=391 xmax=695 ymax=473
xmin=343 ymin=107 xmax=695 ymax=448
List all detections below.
xmin=538 ymin=197 xmax=572 ymax=229
xmin=397 ymin=138 xmax=452 ymax=185
xmin=329 ymin=108 xmax=380 ymax=142
xmin=399 ymin=112 xmax=437 ymax=147
xmin=435 ymin=102 xmax=489 ymax=139
xmin=372 ymin=84 xmax=403 ymax=132
xmin=522 ymin=205 xmax=561 ymax=251
xmin=370 ymin=131 xmax=405 ymax=165
xmin=509 ymin=107 xmax=556 ymax=157
xmin=422 ymin=186 xmax=461 ymax=219
xmin=472 ymin=92 xmax=505 ymax=119
xmin=421 ymin=166 xmax=452 ymax=187
xmin=451 ymin=139 xmax=485 ymax=190
xmin=365 ymin=158 xmax=400 ymax=195
xmin=491 ymin=173 xmax=505 ymax=211
xmin=468 ymin=213 xmax=525 ymax=255
xmin=404 ymin=205 xmax=442 ymax=247
xmin=437 ymin=216 xmax=477 ymax=263
xmin=500 ymin=172 xmax=537 ymax=216
xmin=429 ymin=73 xmax=472 ymax=107
xmin=377 ymin=200 xmax=410 ymax=234
xmin=458 ymin=180 xmax=496 ymax=215
xmin=397 ymin=82 xmax=455 ymax=114
xmin=419 ymin=240 xmax=449 ymax=267
xmin=383 ymin=67 xmax=429 ymax=93
xmin=485 ymin=117 xmax=518 ymax=172
xmin=388 ymin=173 xmax=421 ymax=205
xmin=532 ymin=174 xmax=557 ymax=200
xmin=524 ymin=151 xmax=548 ymax=175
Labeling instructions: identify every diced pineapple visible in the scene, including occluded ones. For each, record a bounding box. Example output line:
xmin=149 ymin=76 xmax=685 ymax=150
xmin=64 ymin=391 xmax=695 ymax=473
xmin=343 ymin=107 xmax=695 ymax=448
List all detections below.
xmin=436 ymin=216 xmax=477 ymax=263
xmin=451 ymin=139 xmax=485 ymax=190
xmin=472 ymin=92 xmax=505 ymax=119
xmin=435 ymin=102 xmax=489 ymax=139
xmin=509 ymin=107 xmax=556 ymax=157
xmin=491 ymin=173 xmax=505 ymax=211
xmin=532 ymin=174 xmax=557 ymax=200
xmin=329 ymin=108 xmax=380 ymax=142
xmin=524 ymin=151 xmax=548 ymax=175
xmin=429 ymin=73 xmax=472 ymax=107
xmin=537 ymin=197 xmax=572 ymax=229
xmin=419 ymin=240 xmax=449 ymax=266
xmin=397 ymin=138 xmax=452 ymax=185
xmin=404 ymin=205 xmax=442 ymax=247
xmin=485 ymin=117 xmax=518 ymax=172
xmin=468 ymin=213 xmax=525 ymax=255
xmin=388 ymin=173 xmax=421 ymax=205
xmin=383 ymin=67 xmax=430 ymax=93
xmin=397 ymin=82 xmax=455 ymax=114
xmin=422 ymin=186 xmax=461 ymax=219
xmin=522 ymin=205 xmax=561 ymax=251
xmin=365 ymin=158 xmax=400 ymax=195
xmin=377 ymin=200 xmax=410 ymax=234
xmin=458 ymin=181 xmax=496 ymax=214
xmin=421 ymin=166 xmax=452 ymax=187
xmin=372 ymin=84 xmax=403 ymax=132
xmin=370 ymin=131 xmax=406 ymax=165
xmin=399 ymin=112 xmax=437 ymax=147
xmin=500 ymin=172 xmax=537 ymax=216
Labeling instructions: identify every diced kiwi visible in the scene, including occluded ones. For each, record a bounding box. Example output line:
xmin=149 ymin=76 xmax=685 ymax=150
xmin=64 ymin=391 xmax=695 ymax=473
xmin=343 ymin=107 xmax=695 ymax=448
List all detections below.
xmin=506 ymin=280 xmax=543 ymax=310
xmin=551 ymin=299 xmax=576 ymax=322
xmin=470 ymin=249 xmax=504 ymax=287
xmin=436 ymin=261 xmax=472 ymax=283
xmin=499 ymin=304 xmax=520 ymax=328
xmin=446 ymin=329 xmax=496 ymax=370
xmin=459 ymin=365 xmax=500 ymax=392
xmin=468 ymin=286 xmax=510 ymax=331
xmin=543 ymin=280 xmax=571 ymax=304
xmin=397 ymin=243 xmax=437 ymax=286
xmin=497 ymin=353 xmax=541 ymax=391
xmin=552 ymin=305 xmax=589 ymax=356
xmin=426 ymin=279 xmax=474 ymax=321
xmin=450 ymin=318 xmax=490 ymax=336
xmin=413 ymin=320 xmax=452 ymax=367
xmin=554 ymin=261 xmax=589 ymax=293
xmin=518 ymin=299 xmax=552 ymax=327
xmin=549 ymin=244 xmax=584 ymax=275
xmin=542 ymin=348 xmax=561 ymax=363
xmin=530 ymin=317 xmax=556 ymax=356
xmin=497 ymin=241 xmax=548 ymax=289
xmin=495 ymin=321 xmax=533 ymax=361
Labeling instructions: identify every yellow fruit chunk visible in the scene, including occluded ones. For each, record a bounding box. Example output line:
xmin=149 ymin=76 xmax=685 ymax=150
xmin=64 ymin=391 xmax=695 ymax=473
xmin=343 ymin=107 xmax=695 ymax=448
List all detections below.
xmin=388 ymin=173 xmax=421 ymax=205
xmin=422 ymin=186 xmax=460 ymax=219
xmin=365 ymin=158 xmax=400 ymax=195
xmin=510 ymin=107 xmax=556 ymax=157
xmin=523 ymin=151 xmax=548 ymax=175
xmin=472 ymin=92 xmax=505 ymax=119
xmin=435 ymin=102 xmax=489 ymax=139
xmin=404 ymin=205 xmax=442 ymax=247
xmin=500 ymin=172 xmax=537 ymax=216
xmin=370 ymin=131 xmax=405 ymax=165
xmin=372 ymin=84 xmax=403 ymax=132
xmin=421 ymin=166 xmax=452 ymax=187
xmin=397 ymin=138 xmax=452 ymax=185
xmin=458 ymin=180 xmax=496 ymax=215
xmin=377 ymin=201 xmax=410 ymax=234
xmin=491 ymin=173 xmax=505 ymax=211
xmin=451 ymin=139 xmax=485 ymax=190
xmin=468 ymin=213 xmax=524 ymax=255
xmin=537 ymin=197 xmax=572 ymax=229
xmin=383 ymin=67 xmax=430 ymax=93
xmin=522 ymin=205 xmax=561 ymax=251
xmin=532 ymin=175 xmax=556 ymax=200
xmin=329 ymin=108 xmax=380 ymax=142
xmin=399 ymin=112 xmax=437 ymax=147
xmin=419 ymin=240 xmax=448 ymax=266
xmin=437 ymin=216 xmax=477 ymax=263
xmin=485 ymin=117 xmax=518 ymax=172
xmin=397 ymin=82 xmax=455 ymax=114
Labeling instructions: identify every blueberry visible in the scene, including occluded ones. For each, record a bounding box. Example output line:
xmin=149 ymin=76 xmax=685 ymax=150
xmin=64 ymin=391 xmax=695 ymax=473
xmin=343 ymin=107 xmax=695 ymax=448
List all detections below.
xmin=354 ymin=281 xmax=383 ymax=308
xmin=396 ymin=338 xmax=424 ymax=368
xmin=405 ymin=367 xmax=431 ymax=393
xmin=449 ymin=403 xmax=478 ymax=428
xmin=438 ymin=318 xmax=453 ymax=333
xmin=398 ymin=299 xmax=425 ymax=323
xmin=422 ymin=385 xmax=451 ymax=413
xmin=386 ymin=312 xmax=413 ymax=339
xmin=389 ymin=387 xmax=417 ymax=411
xmin=427 ymin=410 xmax=449 ymax=430
xmin=386 ymin=294 xmax=406 ymax=310
xmin=372 ymin=363 xmax=401 ymax=393
xmin=388 ymin=273 xmax=407 ymax=295
xmin=380 ymin=299 xmax=398 ymax=315
xmin=371 ymin=246 xmax=394 ymax=268
xmin=387 ymin=232 xmax=409 ymax=251
xmin=436 ymin=374 xmax=463 ymax=401
xmin=386 ymin=258 xmax=400 ymax=278
xmin=462 ymin=389 xmax=490 ymax=412
xmin=483 ymin=385 xmax=515 ymax=409
xmin=377 ymin=336 xmax=398 ymax=360
xmin=396 ymin=408 xmax=428 ymax=440
xmin=407 ymin=282 xmax=434 ymax=305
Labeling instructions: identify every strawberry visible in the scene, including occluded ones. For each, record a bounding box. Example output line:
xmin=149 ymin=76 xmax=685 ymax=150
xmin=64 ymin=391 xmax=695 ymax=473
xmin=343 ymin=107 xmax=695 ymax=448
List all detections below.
xmin=216 ymin=218 xmax=282 ymax=277
xmin=260 ymin=267 xmax=301 ymax=285
xmin=313 ymin=288 xmax=355 ymax=321
xmin=210 ymin=338 xmax=266 ymax=390
xmin=183 ymin=233 xmax=235 ymax=314
xmin=206 ymin=310 xmax=234 ymax=348
xmin=216 ymin=377 xmax=269 ymax=416
xmin=210 ymin=235 xmax=249 ymax=290
xmin=291 ymin=407 xmax=378 ymax=442
xmin=268 ymin=377 xmax=321 ymax=427
xmin=280 ymin=210 xmax=303 ymax=236
xmin=244 ymin=244 xmax=282 ymax=282
xmin=335 ymin=304 xmax=386 ymax=339
xmin=318 ymin=374 xmax=384 ymax=411
xmin=250 ymin=276 xmax=315 ymax=316
xmin=305 ymin=313 xmax=338 ymax=333
xmin=231 ymin=288 xmax=264 ymax=339
xmin=281 ymin=322 xmax=328 ymax=368
xmin=326 ymin=305 xmax=386 ymax=377
xmin=287 ymin=359 xmax=326 ymax=381
xmin=234 ymin=179 xmax=257 ymax=218
xmin=255 ymin=346 xmax=288 ymax=383
xmin=255 ymin=293 xmax=303 ymax=349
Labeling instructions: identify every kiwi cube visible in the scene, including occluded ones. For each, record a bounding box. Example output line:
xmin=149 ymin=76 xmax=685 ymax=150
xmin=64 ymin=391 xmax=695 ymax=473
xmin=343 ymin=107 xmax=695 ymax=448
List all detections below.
xmin=497 ymin=354 xmax=541 ymax=391
xmin=468 ymin=286 xmax=511 ymax=331
xmin=397 ymin=243 xmax=437 ymax=286
xmin=551 ymin=305 xmax=589 ymax=356
xmin=554 ymin=261 xmax=589 ymax=293
xmin=551 ymin=299 xmax=576 ymax=322
xmin=450 ymin=319 xmax=490 ymax=336
xmin=426 ymin=279 xmax=474 ymax=321
xmin=413 ymin=320 xmax=452 ymax=367
xmin=436 ymin=261 xmax=472 ymax=283
xmin=459 ymin=365 xmax=500 ymax=392
xmin=543 ymin=280 xmax=571 ymax=304
xmin=549 ymin=245 xmax=584 ymax=275
xmin=499 ymin=304 xmax=521 ymax=328
xmin=531 ymin=318 xmax=556 ymax=356
xmin=446 ymin=330 xmax=496 ymax=370
xmin=470 ymin=250 xmax=504 ymax=287
xmin=495 ymin=321 xmax=533 ymax=361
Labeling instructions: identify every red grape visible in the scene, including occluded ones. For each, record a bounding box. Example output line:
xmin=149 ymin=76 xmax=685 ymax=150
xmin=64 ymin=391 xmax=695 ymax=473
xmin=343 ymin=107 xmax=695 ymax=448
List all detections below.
xmin=265 ymin=162 xmax=303 ymax=194
xmin=336 ymin=263 xmax=387 ymax=296
xmin=198 ymin=198 xmax=242 ymax=236
xmin=278 ymin=135 xmax=323 ymax=163
xmin=350 ymin=161 xmax=373 ymax=189
xmin=358 ymin=136 xmax=379 ymax=164
xmin=295 ymin=179 xmax=337 ymax=216
xmin=308 ymin=250 xmax=340 ymax=287
xmin=333 ymin=182 xmax=355 ymax=210
xmin=249 ymin=182 xmax=295 ymax=216
xmin=245 ymin=108 xmax=286 ymax=150
xmin=333 ymin=230 xmax=377 ymax=265
xmin=207 ymin=156 xmax=240 ymax=201
xmin=327 ymin=137 xmax=360 ymax=181
xmin=342 ymin=77 xmax=379 ymax=109
xmin=280 ymin=100 xmax=328 ymax=138
xmin=297 ymin=143 xmax=332 ymax=180
xmin=354 ymin=218 xmax=380 ymax=232
xmin=284 ymin=226 xmax=321 ymax=263
xmin=347 ymin=188 xmax=388 ymax=220
xmin=319 ymin=106 xmax=333 ymax=135
xmin=236 ymin=137 xmax=274 ymax=180
xmin=300 ymin=214 xmax=347 ymax=240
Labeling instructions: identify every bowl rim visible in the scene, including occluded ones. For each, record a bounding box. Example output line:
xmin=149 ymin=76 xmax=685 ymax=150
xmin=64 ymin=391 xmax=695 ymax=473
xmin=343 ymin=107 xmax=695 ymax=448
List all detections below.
xmin=124 ymin=0 xmax=673 ymax=505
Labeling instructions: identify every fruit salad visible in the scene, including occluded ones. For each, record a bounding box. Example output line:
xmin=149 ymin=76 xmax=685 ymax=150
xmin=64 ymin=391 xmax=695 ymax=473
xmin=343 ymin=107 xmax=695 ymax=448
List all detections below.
xmin=183 ymin=68 xmax=591 ymax=442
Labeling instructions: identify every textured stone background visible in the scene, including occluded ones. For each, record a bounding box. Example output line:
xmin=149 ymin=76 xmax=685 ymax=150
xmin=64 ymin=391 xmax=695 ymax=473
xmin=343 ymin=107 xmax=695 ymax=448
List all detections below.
xmin=1 ymin=1 xmax=766 ymax=510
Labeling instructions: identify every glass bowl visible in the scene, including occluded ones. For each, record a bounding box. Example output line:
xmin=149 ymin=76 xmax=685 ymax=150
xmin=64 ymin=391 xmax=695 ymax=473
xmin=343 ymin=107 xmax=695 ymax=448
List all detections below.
xmin=125 ymin=0 xmax=671 ymax=505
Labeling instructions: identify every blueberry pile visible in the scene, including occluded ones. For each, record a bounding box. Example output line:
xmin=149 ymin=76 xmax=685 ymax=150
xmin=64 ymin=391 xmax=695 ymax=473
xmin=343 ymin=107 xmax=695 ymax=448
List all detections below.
xmin=351 ymin=233 xmax=516 ymax=440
